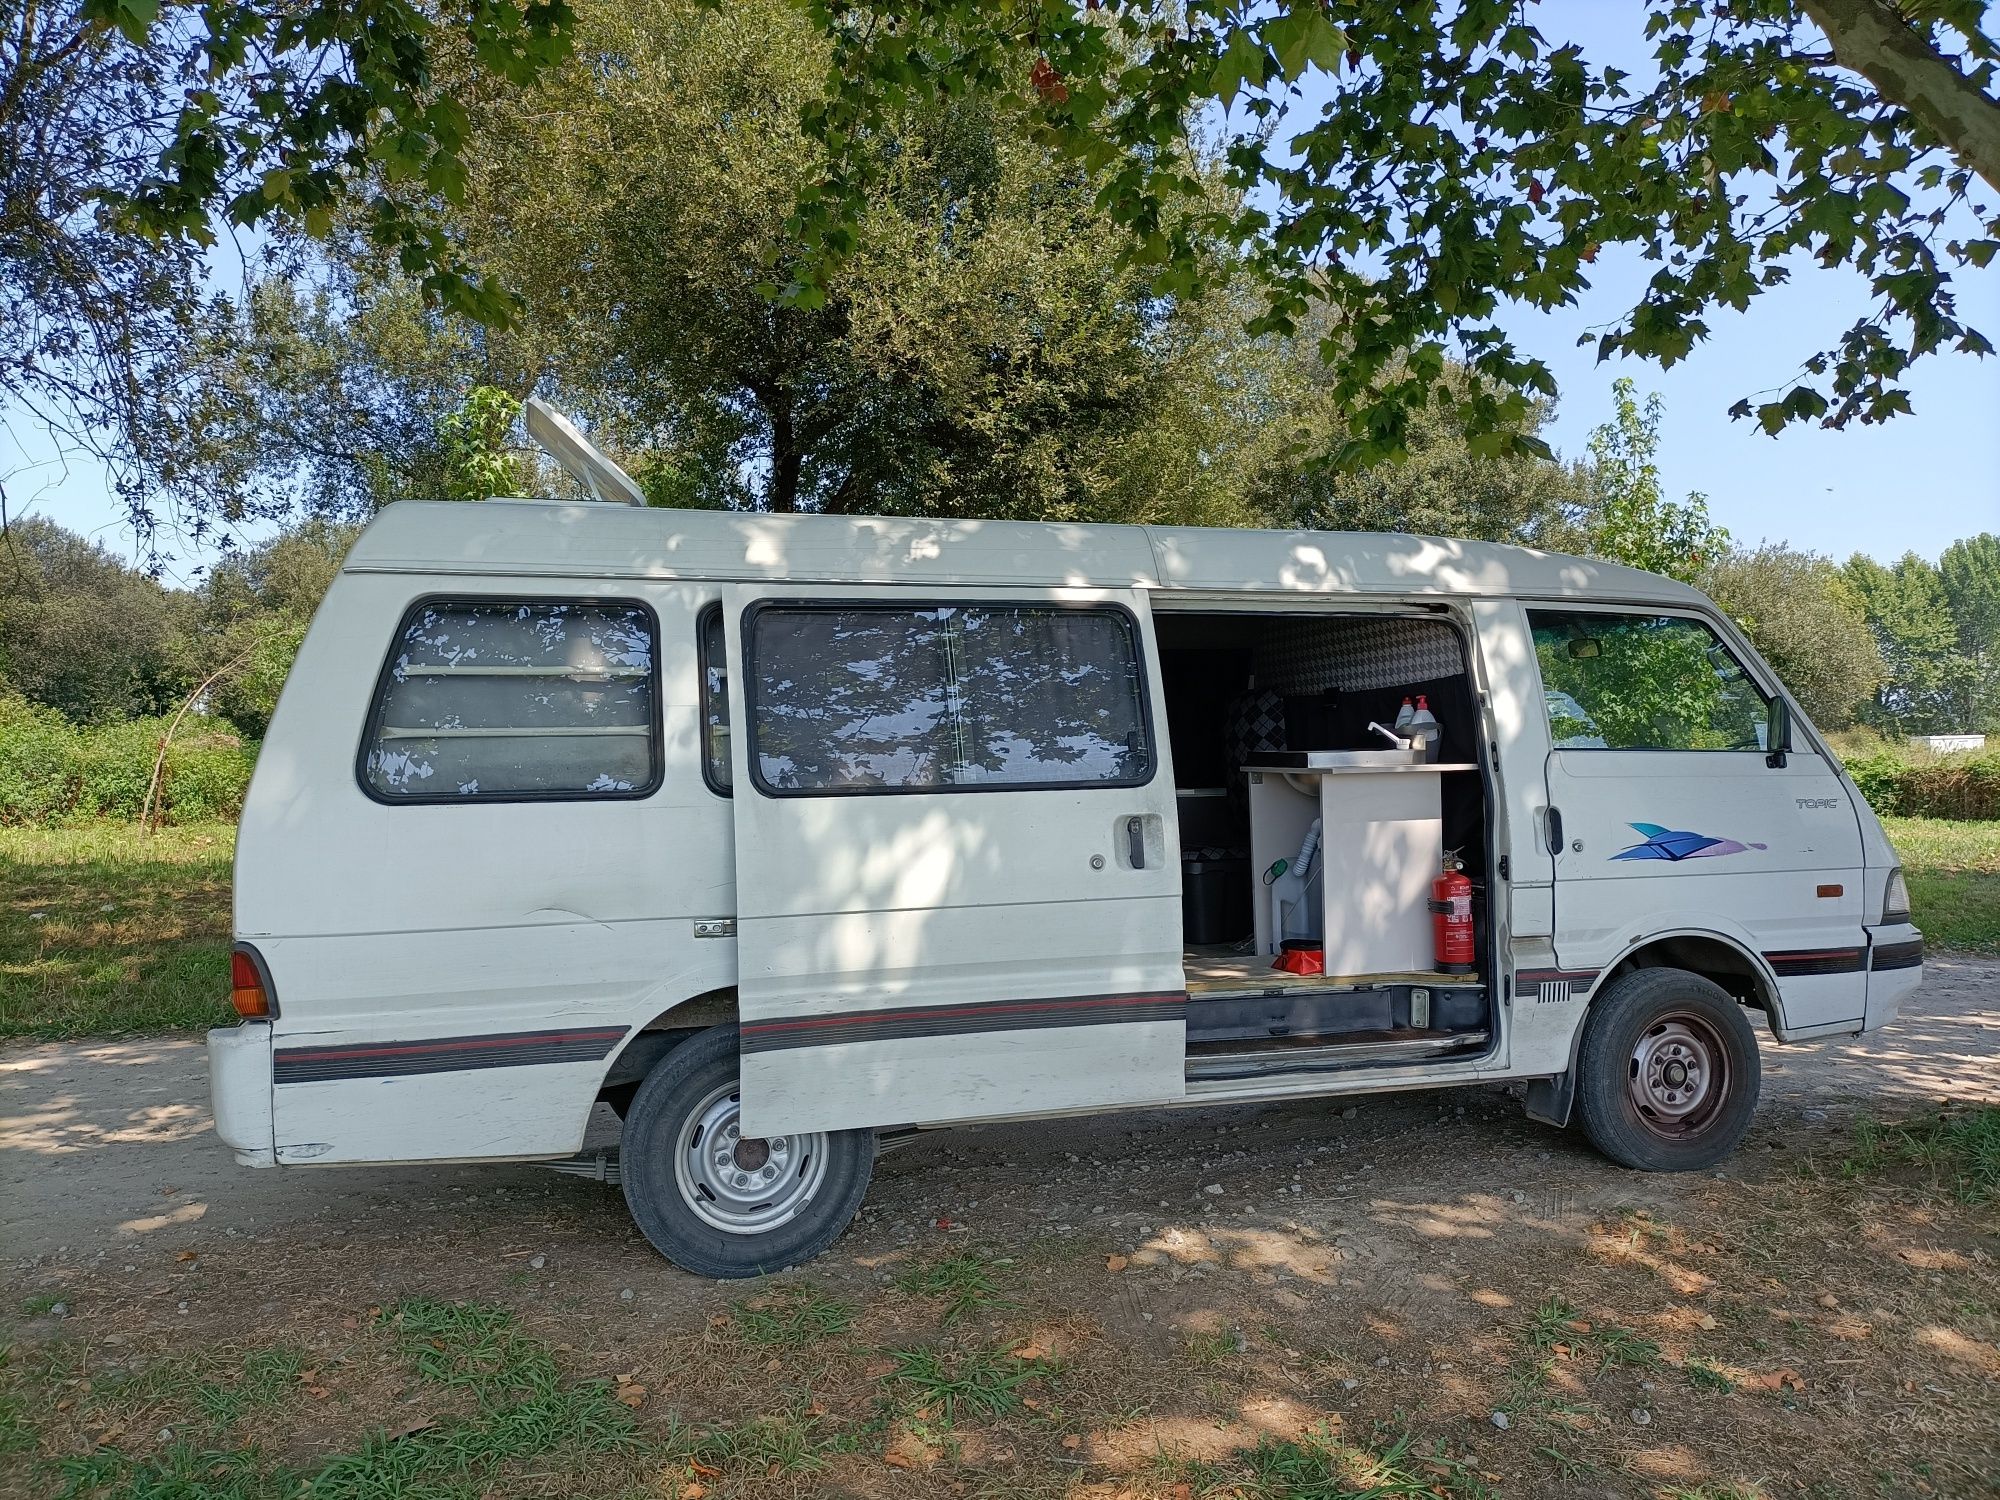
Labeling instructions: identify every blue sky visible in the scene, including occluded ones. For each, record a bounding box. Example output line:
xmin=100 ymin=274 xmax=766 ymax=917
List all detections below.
xmin=3 ymin=0 xmax=1995 ymax=583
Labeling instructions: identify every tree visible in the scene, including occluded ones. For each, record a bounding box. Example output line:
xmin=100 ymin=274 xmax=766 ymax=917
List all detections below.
xmin=1581 ymin=379 xmax=1729 ymax=583
xmin=0 ymin=517 xmax=194 ymax=722
xmin=1 ymin=0 xmax=572 ymax=536
xmin=188 ymin=0 xmax=1586 ymax=537
xmin=1702 ymin=544 xmax=1883 ymax=728
xmin=195 ymin=521 xmax=359 ymax=737
xmin=1939 ymin=532 xmax=2000 ymax=730
xmin=794 ymin=2 xmax=2000 ymax=471
xmin=444 ymin=0 xmax=1266 ymax=521
xmin=174 ymin=268 xmax=507 ymax=520
xmin=1842 ymin=550 xmax=1965 ymax=733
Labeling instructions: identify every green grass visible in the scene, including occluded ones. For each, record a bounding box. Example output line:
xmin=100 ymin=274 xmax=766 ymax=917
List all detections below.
xmin=1884 ymin=816 xmax=2000 ymax=953
xmin=38 ymin=1300 xmax=639 ymax=1500
xmin=732 ymin=1284 xmax=856 ymax=1348
xmin=1685 ymin=1357 xmax=1737 ymax=1393
xmin=1175 ymin=1424 xmax=1494 ymax=1499
xmin=0 ymin=822 xmax=235 ymax=1038
xmin=883 ymin=1344 xmax=1054 ymax=1425
xmin=894 ymin=1251 xmax=1019 ymax=1325
xmin=1844 ymin=1105 xmax=2000 ymax=1203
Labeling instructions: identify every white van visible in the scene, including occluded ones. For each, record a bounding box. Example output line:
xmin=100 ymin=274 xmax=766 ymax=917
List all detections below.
xmin=208 ymin=499 xmax=1923 ymax=1278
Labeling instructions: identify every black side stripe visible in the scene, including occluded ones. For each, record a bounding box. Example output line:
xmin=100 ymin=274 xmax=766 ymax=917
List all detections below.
xmin=739 ymin=992 xmax=1186 ymax=1055
xmin=1763 ymin=948 xmax=1866 ymax=978
xmin=1870 ymin=939 xmax=1924 ymax=972
xmin=275 ymin=1027 xmax=628 ymax=1084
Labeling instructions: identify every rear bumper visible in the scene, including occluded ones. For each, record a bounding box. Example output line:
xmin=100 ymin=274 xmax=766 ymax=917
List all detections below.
xmin=207 ymin=1022 xmax=276 ymax=1166
xmin=1863 ymin=926 xmax=1924 ymax=1033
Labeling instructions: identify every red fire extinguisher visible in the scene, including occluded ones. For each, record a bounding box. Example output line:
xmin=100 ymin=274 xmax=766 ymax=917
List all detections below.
xmin=1430 ymin=853 xmax=1476 ymax=974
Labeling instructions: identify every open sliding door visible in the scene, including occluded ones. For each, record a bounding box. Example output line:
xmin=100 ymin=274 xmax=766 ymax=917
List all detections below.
xmin=723 ymin=584 xmax=1187 ymax=1135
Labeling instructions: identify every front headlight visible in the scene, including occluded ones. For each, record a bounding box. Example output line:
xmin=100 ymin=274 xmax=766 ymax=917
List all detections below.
xmin=1882 ymin=868 xmax=1911 ymax=925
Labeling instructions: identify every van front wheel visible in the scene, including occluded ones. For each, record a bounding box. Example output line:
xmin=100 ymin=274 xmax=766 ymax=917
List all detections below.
xmin=1574 ymin=968 xmax=1760 ymax=1173
xmin=620 ymin=1025 xmax=874 ymax=1278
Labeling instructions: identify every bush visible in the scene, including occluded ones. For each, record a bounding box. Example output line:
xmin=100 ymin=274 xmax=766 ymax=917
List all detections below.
xmin=1838 ymin=744 xmax=2000 ymax=821
xmin=0 ymin=694 xmax=257 ymax=826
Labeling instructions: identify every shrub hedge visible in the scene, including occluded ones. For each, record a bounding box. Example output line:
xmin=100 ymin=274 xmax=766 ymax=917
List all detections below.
xmin=1841 ymin=750 xmax=2000 ymax=821
xmin=0 ymin=695 xmax=257 ymax=826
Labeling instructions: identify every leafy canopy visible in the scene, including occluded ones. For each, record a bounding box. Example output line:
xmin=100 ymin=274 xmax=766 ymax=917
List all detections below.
xmin=789 ymin=1 xmax=2000 ymax=468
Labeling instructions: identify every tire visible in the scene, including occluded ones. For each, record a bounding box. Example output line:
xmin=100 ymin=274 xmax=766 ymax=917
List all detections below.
xmin=1574 ymin=968 xmax=1761 ymax=1173
xmin=620 ymin=1024 xmax=874 ymax=1278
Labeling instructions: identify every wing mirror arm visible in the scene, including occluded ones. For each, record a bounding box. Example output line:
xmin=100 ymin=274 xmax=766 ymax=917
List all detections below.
xmin=1766 ymin=697 xmax=1791 ymax=769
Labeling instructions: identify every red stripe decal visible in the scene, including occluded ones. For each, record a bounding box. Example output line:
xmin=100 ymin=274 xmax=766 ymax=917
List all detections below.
xmin=281 ymin=1028 xmax=626 ymax=1062
xmin=740 ymin=992 xmax=1183 ymax=1037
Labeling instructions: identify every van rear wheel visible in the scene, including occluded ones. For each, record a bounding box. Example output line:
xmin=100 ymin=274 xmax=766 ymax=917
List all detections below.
xmin=620 ymin=1025 xmax=874 ymax=1278
xmin=1574 ymin=968 xmax=1760 ymax=1173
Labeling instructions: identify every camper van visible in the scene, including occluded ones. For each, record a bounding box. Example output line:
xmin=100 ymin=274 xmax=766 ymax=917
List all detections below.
xmin=209 ymin=498 xmax=1923 ymax=1279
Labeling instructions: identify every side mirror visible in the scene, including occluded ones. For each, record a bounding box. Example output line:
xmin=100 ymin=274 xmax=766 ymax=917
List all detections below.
xmin=1766 ymin=697 xmax=1791 ymax=769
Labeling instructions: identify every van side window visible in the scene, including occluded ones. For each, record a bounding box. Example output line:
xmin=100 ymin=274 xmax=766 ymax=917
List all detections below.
xmin=747 ymin=603 xmax=1153 ymax=794
xmin=1528 ymin=610 xmax=1770 ymax=752
xmin=699 ymin=603 xmax=731 ymax=794
xmin=360 ymin=599 xmax=660 ymax=801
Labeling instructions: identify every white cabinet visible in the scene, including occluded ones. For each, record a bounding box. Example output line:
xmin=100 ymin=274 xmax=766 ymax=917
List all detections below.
xmin=1247 ymin=762 xmax=1477 ymax=976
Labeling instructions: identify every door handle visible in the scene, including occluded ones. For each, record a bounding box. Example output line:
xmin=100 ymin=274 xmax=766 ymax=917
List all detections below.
xmin=1127 ymin=816 xmax=1147 ymax=870
xmin=1546 ymin=806 xmax=1564 ymax=856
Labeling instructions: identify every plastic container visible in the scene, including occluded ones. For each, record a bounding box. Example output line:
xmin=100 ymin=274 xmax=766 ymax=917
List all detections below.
xmin=1408 ymin=694 xmax=1440 ymax=762
xmin=1182 ymin=854 xmax=1252 ymax=944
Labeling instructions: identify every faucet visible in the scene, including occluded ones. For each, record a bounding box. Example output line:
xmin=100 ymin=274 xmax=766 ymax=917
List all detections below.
xmin=1366 ymin=721 xmax=1407 ymax=747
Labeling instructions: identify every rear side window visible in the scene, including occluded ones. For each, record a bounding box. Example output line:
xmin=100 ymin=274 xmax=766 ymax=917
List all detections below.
xmin=747 ymin=603 xmax=1153 ymax=794
xmin=361 ymin=598 xmax=660 ymax=801
xmin=699 ymin=603 xmax=731 ymax=794
xmin=1529 ymin=609 xmax=1771 ymax=752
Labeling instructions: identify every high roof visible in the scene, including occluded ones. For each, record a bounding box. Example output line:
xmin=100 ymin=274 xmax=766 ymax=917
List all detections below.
xmin=342 ymin=499 xmax=1706 ymax=607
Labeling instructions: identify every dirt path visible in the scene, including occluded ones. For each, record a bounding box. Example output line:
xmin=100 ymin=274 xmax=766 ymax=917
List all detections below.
xmin=3 ymin=956 xmax=1996 ymax=1499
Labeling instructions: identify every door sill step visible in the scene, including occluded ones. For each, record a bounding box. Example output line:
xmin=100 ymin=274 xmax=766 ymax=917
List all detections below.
xmin=1184 ymin=1030 xmax=1488 ymax=1083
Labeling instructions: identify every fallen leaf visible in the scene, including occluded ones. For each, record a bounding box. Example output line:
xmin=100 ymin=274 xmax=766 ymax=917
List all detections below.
xmin=307 ymin=1386 xmax=331 ymax=1400
xmin=689 ymin=1460 xmax=721 ymax=1479
xmin=1695 ymin=1313 xmax=1718 ymax=1331
xmin=386 ymin=1418 xmax=435 ymax=1442
xmin=765 ymin=1357 xmax=783 ymax=1373
xmin=883 ymin=1453 xmax=913 ymax=1470
xmin=339 ymin=1317 xmax=358 ymax=1331
xmin=804 ymin=1401 xmax=827 ymax=1418
xmin=1105 ymin=1254 xmax=1128 ymax=1273
xmin=1170 ymin=1486 xmax=1191 ymax=1500
xmin=678 ymin=1484 xmax=707 ymax=1500
xmin=1746 ymin=1368 xmax=1805 ymax=1393
xmin=614 ymin=1383 xmax=648 ymax=1409
xmin=1818 ymin=1293 xmax=1840 ymax=1309
xmin=175 ymin=1251 xmax=197 ymax=1263
xmin=1012 ymin=1344 xmax=1045 ymax=1361
xmin=862 ymin=1357 xmax=897 ymax=1378
xmin=1061 ymin=1434 xmax=1082 ymax=1451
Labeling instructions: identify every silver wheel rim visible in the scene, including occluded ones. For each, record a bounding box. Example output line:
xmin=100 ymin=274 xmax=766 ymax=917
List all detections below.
xmin=672 ymin=1082 xmax=829 ymax=1235
xmin=1627 ymin=1015 xmax=1728 ymax=1137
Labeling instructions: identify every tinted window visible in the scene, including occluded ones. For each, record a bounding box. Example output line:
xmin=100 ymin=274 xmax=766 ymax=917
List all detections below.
xmin=1529 ymin=610 xmax=1770 ymax=752
xmin=700 ymin=603 xmax=731 ymax=793
xmin=362 ymin=599 xmax=659 ymax=800
xmin=749 ymin=604 xmax=1152 ymax=793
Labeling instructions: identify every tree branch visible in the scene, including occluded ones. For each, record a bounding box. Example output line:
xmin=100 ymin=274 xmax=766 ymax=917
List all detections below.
xmin=1801 ymin=0 xmax=2000 ymax=193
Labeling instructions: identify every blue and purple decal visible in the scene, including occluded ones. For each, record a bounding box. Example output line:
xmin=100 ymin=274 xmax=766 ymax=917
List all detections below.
xmin=1612 ymin=823 xmax=1768 ymax=862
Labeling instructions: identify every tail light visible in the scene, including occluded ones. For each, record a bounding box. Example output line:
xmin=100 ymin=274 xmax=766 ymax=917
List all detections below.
xmin=1882 ymin=868 xmax=1911 ymax=926
xmin=230 ymin=947 xmax=275 ymax=1019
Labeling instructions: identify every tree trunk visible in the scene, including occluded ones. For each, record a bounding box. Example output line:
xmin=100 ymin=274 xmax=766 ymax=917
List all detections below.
xmin=1801 ymin=0 xmax=2000 ymax=194
xmin=767 ymin=398 xmax=802 ymax=513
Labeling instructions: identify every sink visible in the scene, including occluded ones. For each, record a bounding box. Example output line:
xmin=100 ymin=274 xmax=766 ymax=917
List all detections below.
xmin=1258 ymin=748 xmax=1427 ymax=769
